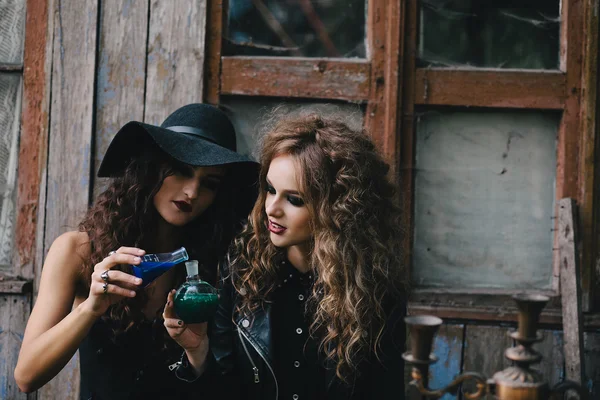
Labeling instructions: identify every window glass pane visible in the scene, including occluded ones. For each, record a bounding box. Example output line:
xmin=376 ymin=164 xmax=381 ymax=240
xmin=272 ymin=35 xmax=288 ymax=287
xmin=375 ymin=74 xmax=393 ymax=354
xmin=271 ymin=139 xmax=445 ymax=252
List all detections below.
xmin=225 ymin=0 xmax=366 ymax=58
xmin=418 ymin=0 xmax=560 ymax=69
xmin=220 ymin=96 xmax=364 ymax=157
xmin=0 ymin=0 xmax=26 ymax=64
xmin=0 ymin=73 xmax=22 ymax=270
xmin=413 ymin=109 xmax=559 ymax=290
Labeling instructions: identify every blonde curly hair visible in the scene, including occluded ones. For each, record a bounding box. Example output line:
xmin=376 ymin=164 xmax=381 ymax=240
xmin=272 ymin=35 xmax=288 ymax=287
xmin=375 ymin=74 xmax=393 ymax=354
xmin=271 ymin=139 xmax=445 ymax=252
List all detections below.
xmin=230 ymin=108 xmax=406 ymax=381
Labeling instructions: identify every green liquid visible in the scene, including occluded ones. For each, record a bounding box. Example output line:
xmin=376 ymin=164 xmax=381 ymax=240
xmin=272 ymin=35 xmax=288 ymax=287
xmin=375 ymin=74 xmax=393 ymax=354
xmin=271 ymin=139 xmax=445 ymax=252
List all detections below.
xmin=173 ymin=291 xmax=219 ymax=323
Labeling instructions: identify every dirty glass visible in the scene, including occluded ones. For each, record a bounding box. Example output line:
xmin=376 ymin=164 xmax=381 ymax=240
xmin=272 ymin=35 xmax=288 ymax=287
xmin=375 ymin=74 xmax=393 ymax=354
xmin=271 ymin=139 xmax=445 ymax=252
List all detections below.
xmin=412 ymin=109 xmax=559 ymax=290
xmin=0 ymin=0 xmax=26 ymax=64
xmin=220 ymin=96 xmax=364 ymax=157
xmin=225 ymin=0 xmax=366 ymax=58
xmin=418 ymin=0 xmax=560 ymax=69
xmin=0 ymin=74 xmax=22 ymax=270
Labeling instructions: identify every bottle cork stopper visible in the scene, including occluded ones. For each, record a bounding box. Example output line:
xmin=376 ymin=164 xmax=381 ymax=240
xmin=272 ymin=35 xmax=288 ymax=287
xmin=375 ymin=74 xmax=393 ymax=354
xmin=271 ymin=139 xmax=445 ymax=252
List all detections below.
xmin=185 ymin=260 xmax=199 ymax=277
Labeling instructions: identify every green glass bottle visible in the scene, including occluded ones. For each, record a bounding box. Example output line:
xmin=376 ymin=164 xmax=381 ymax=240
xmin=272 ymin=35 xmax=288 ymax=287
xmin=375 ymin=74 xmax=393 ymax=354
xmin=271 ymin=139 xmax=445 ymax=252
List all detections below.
xmin=173 ymin=260 xmax=219 ymax=323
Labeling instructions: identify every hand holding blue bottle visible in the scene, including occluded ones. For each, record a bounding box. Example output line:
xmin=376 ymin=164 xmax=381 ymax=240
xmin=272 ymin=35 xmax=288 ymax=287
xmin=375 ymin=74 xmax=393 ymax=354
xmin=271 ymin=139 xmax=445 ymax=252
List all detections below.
xmin=83 ymin=247 xmax=144 ymax=318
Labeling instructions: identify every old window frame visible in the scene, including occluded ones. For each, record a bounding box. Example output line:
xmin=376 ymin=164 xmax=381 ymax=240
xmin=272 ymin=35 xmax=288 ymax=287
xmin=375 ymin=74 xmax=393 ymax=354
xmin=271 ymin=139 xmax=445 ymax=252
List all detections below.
xmin=204 ymin=0 xmax=599 ymax=323
xmin=205 ymin=0 xmax=404 ymax=163
xmin=402 ymin=0 xmax=599 ymax=323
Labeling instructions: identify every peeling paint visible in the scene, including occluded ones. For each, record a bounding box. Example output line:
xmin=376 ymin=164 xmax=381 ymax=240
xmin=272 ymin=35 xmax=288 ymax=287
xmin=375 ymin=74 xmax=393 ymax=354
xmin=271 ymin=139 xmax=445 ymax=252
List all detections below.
xmin=429 ymin=327 xmax=463 ymax=400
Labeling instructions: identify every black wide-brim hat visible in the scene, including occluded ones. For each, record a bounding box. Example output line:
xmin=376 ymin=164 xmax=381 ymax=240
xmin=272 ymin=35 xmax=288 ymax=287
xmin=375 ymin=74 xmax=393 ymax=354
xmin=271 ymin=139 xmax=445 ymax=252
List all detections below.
xmin=98 ymin=103 xmax=259 ymax=215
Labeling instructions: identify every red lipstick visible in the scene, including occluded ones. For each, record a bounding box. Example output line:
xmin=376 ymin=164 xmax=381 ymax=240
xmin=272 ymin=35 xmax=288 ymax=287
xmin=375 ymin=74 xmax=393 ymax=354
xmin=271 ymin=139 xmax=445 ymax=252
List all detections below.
xmin=174 ymin=201 xmax=192 ymax=212
xmin=268 ymin=220 xmax=286 ymax=235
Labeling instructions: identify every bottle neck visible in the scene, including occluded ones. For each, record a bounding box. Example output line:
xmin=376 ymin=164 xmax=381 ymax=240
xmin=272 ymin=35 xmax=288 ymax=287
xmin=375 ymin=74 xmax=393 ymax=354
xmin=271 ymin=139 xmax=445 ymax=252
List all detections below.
xmin=186 ymin=274 xmax=201 ymax=282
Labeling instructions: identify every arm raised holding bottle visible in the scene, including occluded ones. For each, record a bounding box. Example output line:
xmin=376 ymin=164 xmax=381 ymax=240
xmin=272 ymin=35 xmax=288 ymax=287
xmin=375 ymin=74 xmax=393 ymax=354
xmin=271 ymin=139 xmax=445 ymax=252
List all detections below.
xmin=14 ymin=238 xmax=143 ymax=392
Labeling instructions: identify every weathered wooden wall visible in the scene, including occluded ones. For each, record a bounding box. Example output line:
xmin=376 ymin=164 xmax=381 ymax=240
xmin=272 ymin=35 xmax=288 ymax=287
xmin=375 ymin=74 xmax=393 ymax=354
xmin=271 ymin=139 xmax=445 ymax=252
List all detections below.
xmin=17 ymin=0 xmax=208 ymax=398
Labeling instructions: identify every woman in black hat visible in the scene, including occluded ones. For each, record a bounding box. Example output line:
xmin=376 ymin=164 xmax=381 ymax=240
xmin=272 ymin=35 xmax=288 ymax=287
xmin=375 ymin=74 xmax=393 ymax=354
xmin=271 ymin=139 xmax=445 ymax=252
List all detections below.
xmin=14 ymin=103 xmax=258 ymax=399
xmin=164 ymin=111 xmax=407 ymax=399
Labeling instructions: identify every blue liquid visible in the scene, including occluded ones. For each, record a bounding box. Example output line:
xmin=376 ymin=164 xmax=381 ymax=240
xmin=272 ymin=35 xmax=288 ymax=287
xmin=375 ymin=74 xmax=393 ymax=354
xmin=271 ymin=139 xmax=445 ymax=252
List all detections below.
xmin=132 ymin=261 xmax=179 ymax=287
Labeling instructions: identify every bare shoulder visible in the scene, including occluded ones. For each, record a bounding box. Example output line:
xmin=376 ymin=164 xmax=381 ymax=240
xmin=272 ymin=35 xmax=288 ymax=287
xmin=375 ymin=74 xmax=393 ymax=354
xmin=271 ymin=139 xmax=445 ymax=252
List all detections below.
xmin=52 ymin=231 xmax=90 ymax=255
xmin=45 ymin=231 xmax=91 ymax=277
xmin=22 ymin=231 xmax=92 ymax=346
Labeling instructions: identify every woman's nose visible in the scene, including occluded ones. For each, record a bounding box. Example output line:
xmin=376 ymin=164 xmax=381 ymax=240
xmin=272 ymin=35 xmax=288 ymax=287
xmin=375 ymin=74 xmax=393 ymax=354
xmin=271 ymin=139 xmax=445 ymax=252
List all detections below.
xmin=266 ymin=197 xmax=282 ymax=217
xmin=183 ymin=179 xmax=200 ymax=199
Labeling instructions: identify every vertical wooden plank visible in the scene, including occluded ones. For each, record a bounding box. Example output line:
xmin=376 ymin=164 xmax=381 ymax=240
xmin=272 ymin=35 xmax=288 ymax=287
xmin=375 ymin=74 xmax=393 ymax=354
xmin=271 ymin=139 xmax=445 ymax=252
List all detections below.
xmin=40 ymin=0 xmax=98 ymax=398
xmin=364 ymin=0 xmax=403 ymax=173
xmin=33 ymin=0 xmax=56 ymax=310
xmin=555 ymin=0 xmax=584 ymax=297
xmin=205 ymin=0 xmax=224 ymax=104
xmin=93 ymin=0 xmax=148 ymax=197
xmin=558 ymin=198 xmax=585 ymax=383
xmin=400 ymin=0 xmax=417 ymax=289
xmin=144 ymin=0 xmax=207 ymax=125
xmin=556 ymin=0 xmax=584 ymax=198
xmin=583 ymin=331 xmax=600 ymax=398
xmin=15 ymin=0 xmax=51 ymax=281
xmin=463 ymin=325 xmax=513 ymax=382
xmin=0 ymin=295 xmax=29 ymax=400
xmin=429 ymin=324 xmax=464 ymax=400
xmin=405 ymin=324 xmax=464 ymax=400
xmin=579 ymin=0 xmax=599 ymax=313
xmin=536 ymin=330 xmax=566 ymax=387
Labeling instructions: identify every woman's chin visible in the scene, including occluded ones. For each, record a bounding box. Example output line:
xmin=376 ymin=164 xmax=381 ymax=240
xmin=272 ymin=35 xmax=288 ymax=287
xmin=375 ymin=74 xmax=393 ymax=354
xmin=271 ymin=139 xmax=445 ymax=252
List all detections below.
xmin=268 ymin=233 xmax=288 ymax=248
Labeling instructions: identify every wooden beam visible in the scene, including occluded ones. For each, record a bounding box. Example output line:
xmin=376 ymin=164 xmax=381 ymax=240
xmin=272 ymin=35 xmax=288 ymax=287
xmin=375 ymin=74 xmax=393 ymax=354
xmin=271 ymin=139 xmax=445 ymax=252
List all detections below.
xmin=16 ymin=0 xmax=51 ymax=282
xmin=554 ymin=0 xmax=586 ymax=310
xmin=558 ymin=198 xmax=585 ymax=384
xmin=399 ymin=0 xmax=417 ymax=287
xmin=363 ymin=0 xmax=403 ymax=168
xmin=414 ymin=69 xmax=566 ymax=109
xmin=204 ymin=0 xmax=225 ymax=104
xmin=220 ymin=56 xmax=371 ymax=101
xmin=408 ymin=304 xmax=600 ymax=328
xmin=578 ymin=0 xmax=599 ymax=313
xmin=0 ymin=64 xmax=23 ymax=72
xmin=0 ymin=279 xmax=32 ymax=294
xmin=556 ymin=0 xmax=584 ymax=208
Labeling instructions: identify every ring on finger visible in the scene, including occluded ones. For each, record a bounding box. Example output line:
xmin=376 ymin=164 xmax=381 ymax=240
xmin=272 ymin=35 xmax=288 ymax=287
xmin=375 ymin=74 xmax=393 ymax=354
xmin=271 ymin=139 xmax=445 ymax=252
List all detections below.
xmin=108 ymin=250 xmax=116 ymax=256
xmin=102 ymin=282 xmax=109 ymax=294
xmin=100 ymin=270 xmax=110 ymax=283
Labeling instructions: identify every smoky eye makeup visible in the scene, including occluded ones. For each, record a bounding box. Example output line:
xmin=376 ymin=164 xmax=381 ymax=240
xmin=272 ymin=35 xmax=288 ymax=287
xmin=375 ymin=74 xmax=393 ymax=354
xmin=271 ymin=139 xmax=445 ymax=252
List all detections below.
xmin=265 ymin=178 xmax=276 ymax=194
xmin=265 ymin=177 xmax=305 ymax=206
xmin=287 ymin=195 xmax=305 ymax=207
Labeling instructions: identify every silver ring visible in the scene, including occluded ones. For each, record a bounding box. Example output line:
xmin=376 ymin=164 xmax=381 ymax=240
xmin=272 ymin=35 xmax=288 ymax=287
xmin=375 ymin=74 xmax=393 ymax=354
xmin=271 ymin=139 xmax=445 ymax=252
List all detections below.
xmin=108 ymin=251 xmax=116 ymax=256
xmin=100 ymin=270 xmax=109 ymax=283
xmin=102 ymin=282 xmax=109 ymax=294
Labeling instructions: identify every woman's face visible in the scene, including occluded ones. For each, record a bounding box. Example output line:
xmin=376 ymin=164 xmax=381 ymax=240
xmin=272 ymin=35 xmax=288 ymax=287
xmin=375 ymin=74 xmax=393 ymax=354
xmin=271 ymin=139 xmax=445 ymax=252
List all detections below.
xmin=265 ymin=154 xmax=312 ymax=250
xmin=153 ymin=163 xmax=227 ymax=227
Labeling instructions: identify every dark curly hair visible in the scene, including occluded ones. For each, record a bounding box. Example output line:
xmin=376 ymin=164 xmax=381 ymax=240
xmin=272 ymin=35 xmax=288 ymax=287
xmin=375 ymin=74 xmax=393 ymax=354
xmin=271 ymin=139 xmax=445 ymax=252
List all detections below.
xmin=230 ymin=109 xmax=407 ymax=381
xmin=79 ymin=144 xmax=245 ymax=338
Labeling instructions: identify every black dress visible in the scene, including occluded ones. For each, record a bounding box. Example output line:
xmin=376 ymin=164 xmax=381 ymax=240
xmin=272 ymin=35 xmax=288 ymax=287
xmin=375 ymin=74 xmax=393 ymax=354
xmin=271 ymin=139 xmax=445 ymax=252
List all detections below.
xmin=79 ymin=317 xmax=199 ymax=400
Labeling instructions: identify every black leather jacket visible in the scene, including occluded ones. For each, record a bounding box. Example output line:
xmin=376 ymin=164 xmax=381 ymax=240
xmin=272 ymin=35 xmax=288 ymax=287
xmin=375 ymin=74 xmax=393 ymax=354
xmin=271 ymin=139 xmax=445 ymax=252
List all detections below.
xmin=175 ymin=263 xmax=407 ymax=400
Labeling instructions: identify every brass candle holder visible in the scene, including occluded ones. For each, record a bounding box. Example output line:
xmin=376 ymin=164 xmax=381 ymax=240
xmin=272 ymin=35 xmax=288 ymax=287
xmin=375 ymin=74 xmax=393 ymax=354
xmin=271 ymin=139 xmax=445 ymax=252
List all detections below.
xmin=403 ymin=294 xmax=587 ymax=400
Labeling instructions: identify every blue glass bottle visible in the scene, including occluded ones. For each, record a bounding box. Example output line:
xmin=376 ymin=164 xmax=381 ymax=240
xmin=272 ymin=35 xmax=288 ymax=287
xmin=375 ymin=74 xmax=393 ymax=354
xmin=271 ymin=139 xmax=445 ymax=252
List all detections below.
xmin=132 ymin=247 xmax=188 ymax=287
